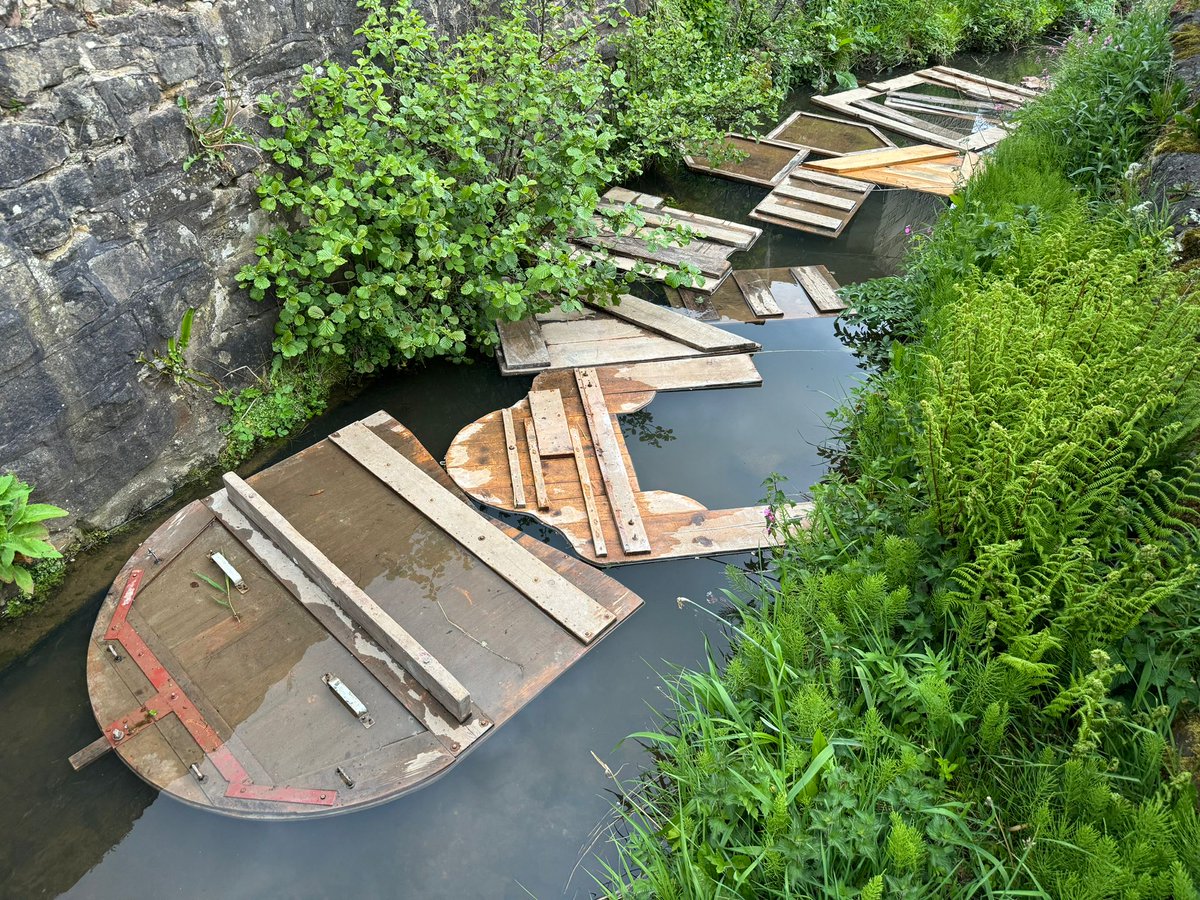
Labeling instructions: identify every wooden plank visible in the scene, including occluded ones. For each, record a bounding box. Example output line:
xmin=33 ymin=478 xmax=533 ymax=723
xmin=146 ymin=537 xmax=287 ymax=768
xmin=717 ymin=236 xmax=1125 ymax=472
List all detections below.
xmin=792 ymin=266 xmax=845 ymax=313
xmin=574 ymin=368 xmax=651 ymax=555
xmin=581 ymin=231 xmax=730 ymax=278
xmin=500 ymin=408 xmax=526 ymax=509
xmin=732 ymin=270 xmax=784 ymax=318
xmin=596 ymin=204 xmax=760 ymax=250
xmin=791 ymin=168 xmax=877 ymax=192
xmin=524 ymin=420 xmax=550 ymax=510
xmin=812 ymin=93 xmax=963 ymax=149
xmin=602 ymin=354 xmax=762 ymax=392
xmin=586 ymin=294 xmax=759 ymax=353
xmin=570 ymin=426 xmax=608 ymax=558
xmin=527 ymin=389 xmax=572 ymax=457
xmin=69 ymin=735 xmax=113 ymax=771
xmin=221 ymin=472 xmax=475 ymax=723
xmin=889 ymin=90 xmax=1007 ymax=111
xmin=807 ymin=144 xmax=958 ymax=172
xmin=866 ymin=72 xmax=928 ymax=92
xmin=848 ymin=100 xmax=965 ymax=141
xmin=928 ymin=66 xmax=1038 ymax=101
xmin=885 ymin=96 xmax=999 ymax=124
xmin=328 ymin=422 xmax=617 ymax=642
xmin=753 ymin=199 xmax=843 ymax=232
xmin=771 ymin=184 xmax=857 ymax=211
xmin=496 ymin=317 xmax=550 ymax=372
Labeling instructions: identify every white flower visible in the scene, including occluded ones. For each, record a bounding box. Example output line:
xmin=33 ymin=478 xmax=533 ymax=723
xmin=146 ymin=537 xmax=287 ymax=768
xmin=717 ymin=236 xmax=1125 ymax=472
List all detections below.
xmin=1124 ymin=161 xmax=1144 ymax=180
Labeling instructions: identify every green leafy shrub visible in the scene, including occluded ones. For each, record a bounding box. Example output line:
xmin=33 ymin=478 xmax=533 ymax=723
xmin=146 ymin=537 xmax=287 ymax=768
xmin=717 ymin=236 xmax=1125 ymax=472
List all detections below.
xmin=0 ymin=474 xmax=68 ymax=597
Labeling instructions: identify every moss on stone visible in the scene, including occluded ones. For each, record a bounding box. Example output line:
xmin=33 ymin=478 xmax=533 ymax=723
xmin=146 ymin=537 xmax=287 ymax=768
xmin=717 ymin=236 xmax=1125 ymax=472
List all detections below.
xmin=1172 ymin=23 xmax=1200 ymax=59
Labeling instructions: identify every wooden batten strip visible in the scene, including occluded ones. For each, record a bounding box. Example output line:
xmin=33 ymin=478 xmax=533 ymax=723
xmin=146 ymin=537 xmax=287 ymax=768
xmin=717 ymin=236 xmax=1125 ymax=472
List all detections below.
xmin=732 ymin=271 xmax=784 ymax=318
xmin=806 ymin=144 xmax=958 ymax=172
xmin=329 ymin=422 xmax=617 ymax=642
xmin=772 ymin=185 xmax=857 ymax=210
xmin=792 ymin=266 xmax=845 ymax=313
xmin=500 ymin=408 xmax=526 ymax=509
xmin=811 ymin=94 xmax=964 ymax=150
xmin=221 ymin=472 xmax=475 ymax=722
xmin=587 ymin=294 xmax=759 ymax=353
xmin=574 ymin=368 xmax=652 ymax=555
xmin=792 ymin=168 xmax=877 ymax=192
xmin=524 ymin=420 xmax=550 ymax=510
xmin=527 ymin=389 xmax=572 ymax=457
xmin=754 ymin=200 xmax=843 ymax=232
xmin=570 ymin=426 xmax=608 ymax=558
xmin=605 ymin=354 xmax=763 ymax=392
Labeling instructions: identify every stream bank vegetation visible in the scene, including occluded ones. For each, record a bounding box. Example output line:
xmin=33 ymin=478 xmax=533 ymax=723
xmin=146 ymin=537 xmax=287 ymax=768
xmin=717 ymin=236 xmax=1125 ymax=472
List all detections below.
xmin=599 ymin=5 xmax=1200 ymax=897
xmin=227 ymin=0 xmax=1104 ymax=455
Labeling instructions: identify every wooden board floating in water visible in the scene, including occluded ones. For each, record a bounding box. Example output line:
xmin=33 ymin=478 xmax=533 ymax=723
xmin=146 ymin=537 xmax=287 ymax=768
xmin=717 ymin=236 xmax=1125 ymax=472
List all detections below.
xmin=803 ymin=145 xmax=978 ymax=198
xmin=568 ymin=188 xmax=762 ymax=296
xmin=683 ymin=133 xmax=809 ymax=187
xmin=494 ymin=293 xmax=760 ymax=376
xmin=81 ymin=413 xmax=641 ymax=819
xmin=445 ymin=356 xmax=802 ymax=566
xmin=673 ymin=266 xmax=845 ymax=323
xmin=765 ymin=111 xmax=895 ymax=156
xmin=749 ymin=168 xmax=873 ymax=238
xmin=812 ymin=65 xmax=1036 ymax=151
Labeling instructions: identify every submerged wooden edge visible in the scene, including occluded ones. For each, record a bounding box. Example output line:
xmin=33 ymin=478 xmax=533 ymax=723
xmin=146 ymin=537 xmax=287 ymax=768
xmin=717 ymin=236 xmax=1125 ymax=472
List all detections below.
xmin=329 ymin=421 xmax=618 ymax=642
xmin=222 ymin=472 xmax=475 ymax=723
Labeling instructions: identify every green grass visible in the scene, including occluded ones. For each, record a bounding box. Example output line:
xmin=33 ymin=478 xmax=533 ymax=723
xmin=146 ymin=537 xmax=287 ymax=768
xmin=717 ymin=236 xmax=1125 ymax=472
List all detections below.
xmin=597 ymin=5 xmax=1200 ymax=898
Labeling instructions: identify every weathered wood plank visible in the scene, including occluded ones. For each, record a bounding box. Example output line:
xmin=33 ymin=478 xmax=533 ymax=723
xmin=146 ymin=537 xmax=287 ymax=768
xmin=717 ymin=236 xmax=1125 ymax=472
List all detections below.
xmin=574 ymin=368 xmax=651 ymax=555
xmin=586 ymin=294 xmax=759 ymax=353
xmin=581 ymin=231 xmax=730 ymax=278
xmin=753 ymin=199 xmax=843 ymax=231
xmin=771 ymin=184 xmax=857 ymax=210
xmin=792 ymin=266 xmax=846 ymax=313
xmin=884 ymin=96 xmax=1001 ymax=124
xmin=928 ymin=65 xmax=1038 ymax=101
xmin=812 ymin=92 xmax=964 ymax=149
xmin=849 ymin=99 xmax=965 ymax=141
xmin=500 ymin=408 xmax=526 ymax=509
xmin=69 ymin=735 xmax=113 ymax=771
xmin=807 ymin=144 xmax=958 ymax=172
xmin=596 ymin=204 xmax=759 ymax=250
xmin=888 ymin=90 xmax=1008 ymax=111
xmin=601 ymin=354 xmax=763 ymax=393
xmin=732 ymin=270 xmax=784 ymax=318
xmin=527 ymin=389 xmax=572 ymax=457
xmin=221 ymin=472 xmax=474 ymax=722
xmin=570 ymin=426 xmax=608 ymax=558
xmin=496 ymin=317 xmax=550 ymax=371
xmin=328 ymin=422 xmax=617 ymax=642
xmin=524 ymin=420 xmax=550 ymax=511
xmin=791 ymin=168 xmax=877 ymax=192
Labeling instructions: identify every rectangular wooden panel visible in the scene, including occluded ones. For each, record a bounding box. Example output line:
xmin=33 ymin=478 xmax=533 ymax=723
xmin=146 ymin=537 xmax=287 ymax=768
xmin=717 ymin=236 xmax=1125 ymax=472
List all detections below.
xmin=587 ymin=294 xmax=759 ymax=353
xmin=807 ymin=144 xmax=958 ymax=172
xmin=500 ymin=408 xmax=526 ymax=509
xmin=574 ymin=368 xmax=651 ymax=555
xmin=765 ymin=110 xmax=894 ymax=155
xmin=732 ymin=270 xmax=784 ymax=318
xmin=683 ymin=134 xmax=810 ymax=187
xmin=604 ymin=354 xmax=763 ymax=392
xmin=524 ymin=420 xmax=550 ymax=510
xmin=496 ymin=317 xmax=550 ymax=371
xmin=328 ymin=422 xmax=617 ymax=642
xmin=792 ymin=266 xmax=845 ymax=313
xmin=221 ymin=472 xmax=474 ymax=722
xmin=570 ymin=426 xmax=607 ymax=558
xmin=528 ymin=389 xmax=572 ymax=457
xmin=754 ymin=199 xmax=843 ymax=231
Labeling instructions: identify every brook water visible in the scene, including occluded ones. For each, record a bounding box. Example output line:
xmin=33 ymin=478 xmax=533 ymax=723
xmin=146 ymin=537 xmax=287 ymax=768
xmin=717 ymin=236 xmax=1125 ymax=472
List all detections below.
xmin=0 ymin=52 xmax=1037 ymax=899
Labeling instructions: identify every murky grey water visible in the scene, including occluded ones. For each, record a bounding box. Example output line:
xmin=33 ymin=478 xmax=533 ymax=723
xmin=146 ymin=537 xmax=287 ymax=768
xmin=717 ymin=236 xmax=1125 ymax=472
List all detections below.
xmin=0 ymin=51 xmax=1042 ymax=899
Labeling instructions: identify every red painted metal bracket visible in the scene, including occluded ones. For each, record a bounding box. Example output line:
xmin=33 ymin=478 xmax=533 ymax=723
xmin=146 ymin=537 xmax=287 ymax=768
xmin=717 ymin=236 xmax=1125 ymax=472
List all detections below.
xmin=103 ymin=569 xmax=338 ymax=808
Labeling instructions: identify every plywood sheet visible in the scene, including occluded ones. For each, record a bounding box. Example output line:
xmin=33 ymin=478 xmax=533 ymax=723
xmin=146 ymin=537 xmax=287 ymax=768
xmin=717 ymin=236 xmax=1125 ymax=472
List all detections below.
xmin=765 ymin=111 xmax=894 ymax=156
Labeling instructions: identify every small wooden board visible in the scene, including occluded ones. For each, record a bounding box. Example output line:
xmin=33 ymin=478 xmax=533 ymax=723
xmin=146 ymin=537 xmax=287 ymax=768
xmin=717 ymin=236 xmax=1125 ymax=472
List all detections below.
xmin=495 ymin=316 xmax=551 ymax=372
xmin=803 ymin=145 xmax=976 ymax=197
xmin=683 ymin=134 xmax=809 ymax=187
xmin=749 ymin=169 xmax=873 ymax=238
xmin=495 ymin=294 xmax=759 ymax=376
xmin=806 ymin=144 xmax=959 ymax=172
xmin=765 ymin=111 xmax=894 ymax=156
xmin=446 ymin=356 xmax=794 ymax=566
xmin=528 ymin=389 xmax=572 ymax=456
xmin=82 ymin=413 xmax=641 ymax=819
xmin=673 ymin=265 xmax=844 ymax=323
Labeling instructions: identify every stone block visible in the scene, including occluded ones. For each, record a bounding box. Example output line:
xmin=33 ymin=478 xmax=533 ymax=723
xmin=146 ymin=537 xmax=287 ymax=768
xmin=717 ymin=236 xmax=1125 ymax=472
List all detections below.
xmin=157 ymin=45 xmax=205 ymax=85
xmin=87 ymin=239 xmax=152 ymax=302
xmin=2 ymin=182 xmax=71 ymax=253
xmin=127 ymin=105 xmax=191 ymax=174
xmin=0 ymin=122 xmax=70 ymax=188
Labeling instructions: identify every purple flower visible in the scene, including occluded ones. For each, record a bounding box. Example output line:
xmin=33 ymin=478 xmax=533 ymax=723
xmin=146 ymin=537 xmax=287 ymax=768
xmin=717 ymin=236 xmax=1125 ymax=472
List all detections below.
xmin=904 ymin=225 xmax=913 ymax=235
xmin=764 ymin=508 xmax=776 ymax=523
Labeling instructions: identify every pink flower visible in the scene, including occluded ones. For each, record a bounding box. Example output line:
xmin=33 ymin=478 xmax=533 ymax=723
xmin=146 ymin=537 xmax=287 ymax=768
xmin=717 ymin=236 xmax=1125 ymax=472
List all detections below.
xmin=904 ymin=225 xmax=913 ymax=235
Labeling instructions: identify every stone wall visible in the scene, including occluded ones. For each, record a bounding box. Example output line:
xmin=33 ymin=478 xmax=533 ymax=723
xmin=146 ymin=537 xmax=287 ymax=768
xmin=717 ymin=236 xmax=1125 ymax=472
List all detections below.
xmin=0 ymin=0 xmax=463 ymax=535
